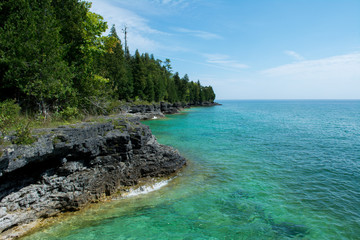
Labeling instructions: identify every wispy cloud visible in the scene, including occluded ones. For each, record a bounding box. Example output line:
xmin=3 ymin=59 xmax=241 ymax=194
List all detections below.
xmin=93 ymin=1 xmax=164 ymax=34
xmin=258 ymin=52 xmax=360 ymax=99
xmin=90 ymin=1 xmax=166 ymax=52
xmin=204 ymin=54 xmax=249 ymax=70
xmin=174 ymin=27 xmax=222 ymax=40
xmin=153 ymin=0 xmax=188 ymax=7
xmin=284 ymin=50 xmax=305 ymax=61
xmin=97 ymin=0 xmax=189 ymax=16
xmin=262 ymin=52 xmax=360 ymax=79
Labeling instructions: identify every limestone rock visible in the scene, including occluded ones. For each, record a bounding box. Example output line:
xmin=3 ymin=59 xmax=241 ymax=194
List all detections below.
xmin=0 ymin=116 xmax=186 ymax=234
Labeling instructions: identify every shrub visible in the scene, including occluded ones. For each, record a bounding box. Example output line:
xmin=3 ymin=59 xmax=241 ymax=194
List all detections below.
xmin=0 ymin=100 xmax=21 ymax=143
xmin=12 ymin=121 xmax=36 ymax=145
xmin=106 ymin=100 xmax=127 ymax=114
xmin=58 ymin=106 xmax=82 ymax=121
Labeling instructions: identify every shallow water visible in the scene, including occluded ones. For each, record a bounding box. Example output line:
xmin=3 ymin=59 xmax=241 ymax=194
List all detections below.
xmin=23 ymin=100 xmax=360 ymax=239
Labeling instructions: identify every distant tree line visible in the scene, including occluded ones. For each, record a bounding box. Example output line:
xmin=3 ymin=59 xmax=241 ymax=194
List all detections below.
xmin=0 ymin=0 xmax=215 ymax=117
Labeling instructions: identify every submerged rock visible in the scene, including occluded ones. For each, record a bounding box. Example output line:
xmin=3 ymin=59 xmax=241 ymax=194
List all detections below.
xmin=271 ymin=221 xmax=309 ymax=238
xmin=0 ymin=116 xmax=186 ymax=236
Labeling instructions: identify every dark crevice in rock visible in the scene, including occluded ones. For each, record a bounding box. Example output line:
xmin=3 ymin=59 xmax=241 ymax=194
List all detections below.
xmin=0 ymin=156 xmax=63 ymax=201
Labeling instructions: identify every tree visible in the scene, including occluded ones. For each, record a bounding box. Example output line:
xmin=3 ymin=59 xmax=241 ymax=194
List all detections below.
xmin=145 ymin=76 xmax=155 ymax=102
xmin=51 ymin=1 xmax=108 ymax=102
xmin=202 ymin=86 xmax=216 ymax=102
xmin=164 ymin=59 xmax=172 ymax=72
xmin=103 ymin=25 xmax=132 ymax=100
xmin=173 ymin=72 xmax=181 ymax=101
xmin=167 ymin=79 xmax=178 ymax=103
xmin=0 ymin=0 xmax=216 ymax=115
xmin=0 ymin=0 xmax=74 ymax=114
xmin=181 ymin=74 xmax=190 ymax=102
xmin=76 ymin=6 xmax=108 ymax=99
xmin=132 ymin=50 xmax=146 ymax=100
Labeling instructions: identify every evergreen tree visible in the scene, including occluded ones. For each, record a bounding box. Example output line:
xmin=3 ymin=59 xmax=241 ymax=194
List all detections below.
xmin=0 ymin=0 xmax=74 ymax=113
xmin=132 ymin=50 xmax=146 ymax=100
xmin=181 ymin=74 xmax=190 ymax=102
xmin=104 ymin=25 xmax=132 ymax=100
xmin=167 ymin=79 xmax=178 ymax=103
xmin=173 ymin=72 xmax=181 ymax=101
xmin=109 ymin=24 xmax=120 ymax=40
xmin=0 ymin=0 xmax=216 ymax=116
xmin=152 ymin=63 xmax=167 ymax=102
xmin=145 ymin=76 xmax=155 ymax=102
xmin=143 ymin=53 xmax=157 ymax=102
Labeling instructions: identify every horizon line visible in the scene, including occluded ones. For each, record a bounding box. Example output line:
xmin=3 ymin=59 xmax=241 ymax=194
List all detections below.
xmin=216 ymin=99 xmax=360 ymax=101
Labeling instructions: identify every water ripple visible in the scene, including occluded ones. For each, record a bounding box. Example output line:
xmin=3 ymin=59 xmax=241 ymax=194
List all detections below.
xmin=24 ymin=100 xmax=360 ymax=239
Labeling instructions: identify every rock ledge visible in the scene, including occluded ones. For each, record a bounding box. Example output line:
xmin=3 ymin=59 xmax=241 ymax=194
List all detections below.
xmin=0 ymin=116 xmax=186 ymax=238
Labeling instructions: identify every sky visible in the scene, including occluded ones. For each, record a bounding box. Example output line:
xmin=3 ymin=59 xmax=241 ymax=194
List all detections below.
xmin=90 ymin=0 xmax=360 ymax=100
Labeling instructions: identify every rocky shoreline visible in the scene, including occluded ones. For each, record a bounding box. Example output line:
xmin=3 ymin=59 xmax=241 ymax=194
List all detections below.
xmin=0 ymin=102 xmax=219 ymax=239
xmin=125 ymin=101 xmax=221 ymax=119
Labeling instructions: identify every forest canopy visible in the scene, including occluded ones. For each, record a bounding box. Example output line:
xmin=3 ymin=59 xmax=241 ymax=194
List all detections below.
xmin=0 ymin=0 xmax=216 ymax=116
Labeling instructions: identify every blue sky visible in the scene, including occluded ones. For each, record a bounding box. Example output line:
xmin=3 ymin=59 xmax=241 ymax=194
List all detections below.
xmin=91 ymin=0 xmax=360 ymax=100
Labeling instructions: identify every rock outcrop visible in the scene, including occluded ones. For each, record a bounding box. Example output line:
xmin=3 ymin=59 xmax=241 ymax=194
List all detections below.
xmin=126 ymin=102 xmax=187 ymax=119
xmin=0 ymin=116 xmax=186 ymax=236
xmin=125 ymin=101 xmax=221 ymax=120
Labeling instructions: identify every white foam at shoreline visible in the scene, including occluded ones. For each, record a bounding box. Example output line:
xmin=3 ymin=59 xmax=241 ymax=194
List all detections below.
xmin=123 ymin=179 xmax=171 ymax=198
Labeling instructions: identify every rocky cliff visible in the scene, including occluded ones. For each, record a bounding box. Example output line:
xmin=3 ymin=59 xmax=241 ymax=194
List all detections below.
xmin=0 ymin=116 xmax=186 ymax=237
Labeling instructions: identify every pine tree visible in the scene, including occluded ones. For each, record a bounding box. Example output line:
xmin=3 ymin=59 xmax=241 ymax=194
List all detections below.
xmin=145 ymin=76 xmax=155 ymax=102
xmin=132 ymin=50 xmax=146 ymax=100
xmin=173 ymin=72 xmax=182 ymax=101
xmin=181 ymin=74 xmax=190 ymax=102
xmin=167 ymin=79 xmax=178 ymax=103
xmin=104 ymin=25 xmax=132 ymax=100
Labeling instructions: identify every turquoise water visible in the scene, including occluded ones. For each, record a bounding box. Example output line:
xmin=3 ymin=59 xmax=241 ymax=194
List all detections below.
xmin=23 ymin=100 xmax=360 ymax=239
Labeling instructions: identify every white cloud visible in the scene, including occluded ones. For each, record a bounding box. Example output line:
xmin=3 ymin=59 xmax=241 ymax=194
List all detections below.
xmin=95 ymin=0 xmax=189 ymax=16
xmin=92 ymin=1 xmax=161 ymax=33
xmin=174 ymin=27 xmax=222 ymax=40
xmin=258 ymin=52 xmax=360 ymax=99
xmin=154 ymin=0 xmax=187 ymax=7
xmin=284 ymin=50 xmax=305 ymax=61
xmin=90 ymin=0 xmax=165 ymax=52
xmin=262 ymin=52 xmax=360 ymax=79
xmin=204 ymin=54 xmax=249 ymax=70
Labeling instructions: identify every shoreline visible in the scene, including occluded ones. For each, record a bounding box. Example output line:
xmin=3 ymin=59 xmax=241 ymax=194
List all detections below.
xmin=0 ymin=102 xmax=220 ymax=239
xmin=7 ymin=173 xmax=182 ymax=240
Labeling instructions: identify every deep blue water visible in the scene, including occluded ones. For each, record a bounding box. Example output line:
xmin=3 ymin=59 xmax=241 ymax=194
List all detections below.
xmin=24 ymin=100 xmax=360 ymax=239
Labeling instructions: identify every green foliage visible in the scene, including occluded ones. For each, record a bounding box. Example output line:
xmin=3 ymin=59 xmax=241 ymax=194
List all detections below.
xmin=0 ymin=0 xmax=216 ymax=122
xmin=145 ymin=77 xmax=155 ymax=102
xmin=167 ymin=79 xmax=178 ymax=103
xmin=0 ymin=100 xmax=36 ymax=145
xmin=0 ymin=100 xmax=21 ymax=142
xmin=102 ymin=27 xmax=133 ymax=101
xmin=105 ymin=100 xmax=127 ymax=114
xmin=132 ymin=50 xmax=146 ymax=100
xmin=91 ymin=75 xmax=112 ymax=97
xmin=0 ymin=0 xmax=74 ymax=110
xmin=58 ymin=107 xmax=82 ymax=121
xmin=12 ymin=121 xmax=36 ymax=145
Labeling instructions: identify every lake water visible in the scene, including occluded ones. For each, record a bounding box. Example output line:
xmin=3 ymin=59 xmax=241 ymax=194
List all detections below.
xmin=23 ymin=100 xmax=360 ymax=239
